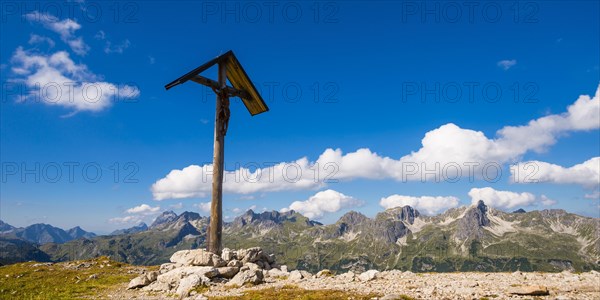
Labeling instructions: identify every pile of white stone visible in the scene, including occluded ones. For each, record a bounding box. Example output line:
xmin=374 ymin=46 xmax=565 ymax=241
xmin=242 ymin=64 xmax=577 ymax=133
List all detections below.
xmin=127 ymin=247 xmax=290 ymax=297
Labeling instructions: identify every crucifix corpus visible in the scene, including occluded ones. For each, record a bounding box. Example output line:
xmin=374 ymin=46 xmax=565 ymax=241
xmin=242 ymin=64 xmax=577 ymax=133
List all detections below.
xmin=165 ymin=50 xmax=269 ymax=255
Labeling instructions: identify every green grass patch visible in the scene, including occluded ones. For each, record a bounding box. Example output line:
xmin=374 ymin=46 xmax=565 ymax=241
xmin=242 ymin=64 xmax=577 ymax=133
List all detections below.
xmin=0 ymin=256 xmax=149 ymax=299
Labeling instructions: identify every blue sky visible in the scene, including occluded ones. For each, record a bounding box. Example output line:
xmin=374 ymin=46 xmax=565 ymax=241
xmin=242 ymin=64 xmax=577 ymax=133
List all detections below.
xmin=1 ymin=1 xmax=599 ymax=234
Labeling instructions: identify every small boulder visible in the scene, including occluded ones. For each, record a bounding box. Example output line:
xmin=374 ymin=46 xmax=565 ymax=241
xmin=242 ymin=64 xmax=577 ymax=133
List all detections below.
xmin=216 ymin=267 xmax=239 ymax=279
xmin=221 ymin=248 xmax=236 ymax=262
xmin=160 ymin=263 xmax=177 ymax=274
xmin=127 ymin=274 xmax=151 ymax=289
xmin=142 ymin=281 xmax=171 ymax=292
xmin=316 ymin=269 xmax=333 ymax=278
xmin=280 ymin=265 xmax=288 ymax=273
xmin=266 ymin=268 xmax=287 ymax=278
xmin=176 ymin=274 xmax=209 ymax=297
xmin=228 ymin=259 xmax=243 ymax=268
xmin=170 ymin=249 xmax=226 ymax=267
xmin=508 ymin=285 xmax=550 ymax=296
xmin=127 ymin=270 xmax=159 ymax=289
xmin=226 ymin=269 xmax=264 ymax=287
xmin=235 ymin=249 xmax=247 ymax=261
xmin=245 ymin=262 xmax=261 ymax=271
xmin=170 ymin=250 xmax=197 ymax=265
xmin=289 ymin=270 xmax=303 ymax=281
xmin=338 ymin=271 xmax=355 ymax=282
xmin=146 ymin=271 xmax=159 ymax=282
xmin=242 ymin=247 xmax=263 ymax=263
xmin=358 ymin=270 xmax=379 ymax=282
xmin=300 ymin=270 xmax=312 ymax=279
xmin=157 ymin=266 xmax=217 ymax=287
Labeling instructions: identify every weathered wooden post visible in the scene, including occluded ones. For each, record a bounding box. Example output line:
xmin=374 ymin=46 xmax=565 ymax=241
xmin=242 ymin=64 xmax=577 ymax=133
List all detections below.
xmin=209 ymin=61 xmax=228 ymax=254
xmin=165 ymin=51 xmax=269 ymax=254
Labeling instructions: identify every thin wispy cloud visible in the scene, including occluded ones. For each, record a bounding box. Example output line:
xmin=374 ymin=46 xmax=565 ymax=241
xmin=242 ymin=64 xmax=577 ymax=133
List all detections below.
xmin=25 ymin=11 xmax=90 ymax=55
xmin=497 ymin=59 xmax=517 ymax=70
xmin=94 ymin=30 xmax=131 ymax=54
xmin=28 ymin=34 xmax=55 ymax=48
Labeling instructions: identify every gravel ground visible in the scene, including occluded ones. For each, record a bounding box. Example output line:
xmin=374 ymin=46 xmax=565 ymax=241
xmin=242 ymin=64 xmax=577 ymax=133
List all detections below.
xmin=114 ymin=270 xmax=600 ymax=300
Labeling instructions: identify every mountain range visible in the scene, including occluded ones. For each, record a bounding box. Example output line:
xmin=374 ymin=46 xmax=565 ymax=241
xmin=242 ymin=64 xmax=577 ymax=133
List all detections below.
xmin=1 ymin=201 xmax=598 ymax=273
xmin=0 ymin=221 xmax=96 ymax=244
xmin=0 ymin=221 xmax=96 ymax=264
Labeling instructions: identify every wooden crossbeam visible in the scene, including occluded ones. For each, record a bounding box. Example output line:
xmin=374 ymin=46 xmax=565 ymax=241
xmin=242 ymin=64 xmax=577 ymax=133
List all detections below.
xmin=190 ymin=75 xmax=250 ymax=99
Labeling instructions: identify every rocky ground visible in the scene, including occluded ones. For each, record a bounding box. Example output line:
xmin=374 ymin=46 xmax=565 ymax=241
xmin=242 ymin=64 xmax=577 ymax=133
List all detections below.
xmin=205 ymin=270 xmax=600 ymax=300
xmin=121 ymin=247 xmax=600 ymax=300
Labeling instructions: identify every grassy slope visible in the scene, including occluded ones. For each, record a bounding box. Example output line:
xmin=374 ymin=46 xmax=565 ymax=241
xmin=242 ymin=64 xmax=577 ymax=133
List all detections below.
xmin=0 ymin=257 xmax=152 ymax=299
xmin=0 ymin=259 xmax=390 ymax=300
xmin=41 ymin=230 xmax=203 ymax=266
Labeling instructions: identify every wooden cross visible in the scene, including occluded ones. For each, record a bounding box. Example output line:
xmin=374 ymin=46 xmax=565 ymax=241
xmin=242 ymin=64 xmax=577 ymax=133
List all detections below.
xmin=165 ymin=51 xmax=269 ymax=254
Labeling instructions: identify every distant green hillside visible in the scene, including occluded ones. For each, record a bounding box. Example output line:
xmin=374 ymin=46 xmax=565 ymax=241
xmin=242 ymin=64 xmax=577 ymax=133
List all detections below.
xmin=3 ymin=202 xmax=599 ymax=273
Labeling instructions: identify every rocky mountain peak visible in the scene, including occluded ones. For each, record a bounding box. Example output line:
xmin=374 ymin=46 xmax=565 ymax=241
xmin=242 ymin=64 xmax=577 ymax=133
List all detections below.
xmin=338 ymin=211 xmax=368 ymax=227
xmin=16 ymin=223 xmax=73 ymax=244
xmin=0 ymin=220 xmax=15 ymax=232
xmin=378 ymin=205 xmax=421 ymax=225
xmin=231 ymin=209 xmax=321 ymax=229
xmin=150 ymin=211 xmax=178 ymax=229
xmin=454 ymin=200 xmax=490 ymax=241
xmin=136 ymin=222 xmax=148 ymax=229
xmin=473 ymin=200 xmax=490 ymax=226
xmin=398 ymin=206 xmax=420 ymax=224
xmin=110 ymin=222 xmax=148 ymax=236
xmin=67 ymin=226 xmax=96 ymax=239
xmin=176 ymin=211 xmax=202 ymax=223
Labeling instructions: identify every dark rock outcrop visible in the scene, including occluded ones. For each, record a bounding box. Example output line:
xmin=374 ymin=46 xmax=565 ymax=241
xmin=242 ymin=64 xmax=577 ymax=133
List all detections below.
xmin=455 ymin=200 xmax=490 ymax=241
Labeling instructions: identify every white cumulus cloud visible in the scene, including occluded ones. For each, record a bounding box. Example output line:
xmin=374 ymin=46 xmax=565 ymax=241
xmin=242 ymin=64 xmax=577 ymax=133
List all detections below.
xmin=151 ymin=158 xmax=325 ymax=200
xmin=281 ymin=189 xmax=364 ymax=219
xmin=109 ymin=203 xmax=161 ymax=225
xmin=151 ymin=84 xmax=599 ymax=199
xmin=10 ymin=47 xmax=140 ymax=114
xmin=194 ymin=202 xmax=211 ymax=213
xmin=469 ymin=187 xmax=537 ymax=210
xmin=511 ymin=157 xmax=600 ymax=188
xmin=379 ymin=195 xmax=460 ymax=215
xmin=540 ymin=195 xmax=557 ymax=206
xmin=125 ymin=204 xmax=160 ymax=215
